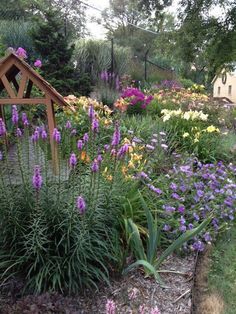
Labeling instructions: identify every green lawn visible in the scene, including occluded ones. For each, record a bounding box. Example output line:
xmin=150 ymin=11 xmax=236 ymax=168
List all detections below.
xmin=208 ymin=226 xmax=236 ymax=314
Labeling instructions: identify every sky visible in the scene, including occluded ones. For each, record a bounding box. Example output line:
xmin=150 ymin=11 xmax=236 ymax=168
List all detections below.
xmin=85 ymin=0 xmax=223 ymax=39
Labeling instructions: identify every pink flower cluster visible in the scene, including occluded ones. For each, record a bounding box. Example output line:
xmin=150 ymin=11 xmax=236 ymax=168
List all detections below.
xmin=121 ymin=87 xmax=153 ymax=109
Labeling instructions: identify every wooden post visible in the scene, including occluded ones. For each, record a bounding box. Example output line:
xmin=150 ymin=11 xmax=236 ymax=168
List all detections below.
xmin=46 ymin=98 xmax=59 ymax=174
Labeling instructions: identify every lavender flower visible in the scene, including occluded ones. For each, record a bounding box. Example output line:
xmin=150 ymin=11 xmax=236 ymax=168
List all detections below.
xmin=32 ymin=166 xmax=43 ymax=191
xmin=91 ymin=160 xmax=99 ymax=172
xmin=92 ymin=118 xmax=99 ymax=133
xmin=163 ymin=224 xmax=171 ymax=231
xmin=97 ymin=154 xmax=103 ymax=164
xmin=22 ymin=112 xmax=29 ymax=127
xmin=76 ymin=196 xmax=86 ymax=214
xmin=88 ymin=105 xmax=95 ymax=120
xmin=53 ymin=128 xmax=61 ymax=143
xmin=178 ymin=206 xmax=185 ymax=213
xmin=71 ymin=129 xmax=77 ymax=136
xmin=111 ymin=122 xmax=120 ymax=146
xmin=104 ymin=144 xmax=110 ymax=152
xmin=69 ymin=153 xmax=77 ymax=168
xmin=65 ymin=120 xmax=72 ymax=129
xmin=0 ymin=151 xmax=3 ymax=161
xmin=0 ymin=118 xmax=6 ymax=136
xmin=41 ymin=130 xmax=47 ymax=140
xmin=117 ymin=144 xmax=129 ymax=158
xmin=147 ymin=184 xmax=162 ymax=195
xmin=192 ymin=240 xmax=205 ymax=252
xmin=146 ymin=144 xmax=155 ymax=151
xmin=105 ymin=299 xmax=116 ymax=314
xmin=204 ymin=232 xmax=212 ymax=242
xmin=16 ymin=128 xmax=22 ymax=137
xmin=83 ymin=133 xmax=89 ymax=143
xmin=136 ymin=171 xmax=151 ymax=181
xmin=32 ymin=130 xmax=40 ymax=142
xmin=77 ymin=140 xmax=83 ymax=150
xmin=12 ymin=105 xmax=19 ymax=125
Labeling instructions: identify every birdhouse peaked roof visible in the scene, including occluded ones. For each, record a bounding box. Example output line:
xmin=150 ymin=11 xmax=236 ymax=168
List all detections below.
xmin=0 ymin=52 xmax=69 ymax=107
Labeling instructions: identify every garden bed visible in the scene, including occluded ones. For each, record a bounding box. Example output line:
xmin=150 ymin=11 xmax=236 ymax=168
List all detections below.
xmin=0 ymin=253 xmax=196 ymax=314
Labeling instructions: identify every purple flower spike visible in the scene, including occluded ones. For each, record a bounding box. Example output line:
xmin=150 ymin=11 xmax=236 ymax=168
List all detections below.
xmin=91 ymin=160 xmax=99 ymax=172
xmin=16 ymin=128 xmax=22 ymax=137
xmin=22 ymin=112 xmax=29 ymax=127
xmin=41 ymin=130 xmax=47 ymax=140
xmin=71 ymin=129 xmax=77 ymax=136
xmin=92 ymin=118 xmax=99 ymax=133
xmin=83 ymin=133 xmax=89 ymax=143
xmin=88 ymin=105 xmax=95 ymax=120
xmin=32 ymin=165 xmax=43 ymax=191
xmin=53 ymin=128 xmax=61 ymax=143
xmin=0 ymin=118 xmax=6 ymax=136
xmin=12 ymin=105 xmax=19 ymax=125
xmin=69 ymin=153 xmax=77 ymax=168
xmin=76 ymin=196 xmax=86 ymax=214
xmin=117 ymin=143 xmax=129 ymax=158
xmin=32 ymin=130 xmax=40 ymax=142
xmin=0 ymin=151 xmax=3 ymax=161
xmin=146 ymin=144 xmax=155 ymax=151
xmin=77 ymin=140 xmax=83 ymax=150
xmin=65 ymin=120 xmax=72 ymax=129
xmin=147 ymin=184 xmax=162 ymax=195
xmin=111 ymin=122 xmax=120 ymax=146
xmin=97 ymin=154 xmax=103 ymax=164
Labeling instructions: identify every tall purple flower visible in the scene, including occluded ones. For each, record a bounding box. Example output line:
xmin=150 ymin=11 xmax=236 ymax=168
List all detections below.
xmin=88 ymin=105 xmax=95 ymax=120
xmin=12 ymin=105 xmax=19 ymax=125
xmin=77 ymin=140 xmax=83 ymax=151
xmin=53 ymin=128 xmax=61 ymax=143
xmin=16 ymin=128 xmax=23 ymax=138
xmin=0 ymin=118 xmax=6 ymax=136
xmin=91 ymin=160 xmax=99 ymax=172
xmin=97 ymin=154 xmax=103 ymax=164
xmin=69 ymin=153 xmax=77 ymax=168
xmin=111 ymin=122 xmax=120 ymax=146
xmin=22 ymin=112 xmax=29 ymax=127
xmin=0 ymin=151 xmax=3 ymax=161
xmin=92 ymin=118 xmax=99 ymax=133
xmin=65 ymin=120 xmax=72 ymax=129
xmin=41 ymin=130 xmax=47 ymax=140
xmin=117 ymin=143 xmax=129 ymax=158
xmin=32 ymin=166 xmax=43 ymax=191
xmin=83 ymin=133 xmax=89 ymax=143
xmin=31 ymin=130 xmax=40 ymax=142
xmin=76 ymin=196 xmax=86 ymax=214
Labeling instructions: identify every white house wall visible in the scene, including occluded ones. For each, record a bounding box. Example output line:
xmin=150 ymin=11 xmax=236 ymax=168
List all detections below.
xmin=213 ymin=73 xmax=236 ymax=103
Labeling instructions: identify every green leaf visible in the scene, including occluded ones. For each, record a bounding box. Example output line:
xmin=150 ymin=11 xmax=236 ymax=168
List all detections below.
xmin=128 ymin=218 xmax=146 ymax=261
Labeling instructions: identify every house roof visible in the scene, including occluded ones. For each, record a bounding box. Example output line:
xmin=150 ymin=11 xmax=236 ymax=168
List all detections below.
xmin=0 ymin=52 xmax=69 ymax=107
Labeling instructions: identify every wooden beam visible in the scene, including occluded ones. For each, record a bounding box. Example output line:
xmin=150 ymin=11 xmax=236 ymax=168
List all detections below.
xmin=1 ymin=75 xmax=16 ymax=98
xmin=25 ymin=79 xmax=33 ymax=98
xmin=17 ymin=73 xmax=28 ymax=98
xmin=0 ymin=98 xmax=47 ymax=104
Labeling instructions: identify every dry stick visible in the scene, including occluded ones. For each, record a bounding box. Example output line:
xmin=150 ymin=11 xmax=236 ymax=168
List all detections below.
xmin=173 ymin=289 xmax=191 ymax=304
xmin=158 ymin=270 xmax=190 ymax=276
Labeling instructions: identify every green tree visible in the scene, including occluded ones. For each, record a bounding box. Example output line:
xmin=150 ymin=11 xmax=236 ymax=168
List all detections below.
xmin=31 ymin=9 xmax=89 ymax=95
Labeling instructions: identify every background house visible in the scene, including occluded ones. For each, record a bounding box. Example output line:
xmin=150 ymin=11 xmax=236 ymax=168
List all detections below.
xmin=212 ymin=68 xmax=236 ymax=103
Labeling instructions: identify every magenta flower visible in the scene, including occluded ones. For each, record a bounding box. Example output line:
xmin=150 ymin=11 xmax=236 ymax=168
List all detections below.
xmin=53 ymin=128 xmax=61 ymax=143
xmin=0 ymin=118 xmax=6 ymax=136
xmin=12 ymin=105 xmax=19 ymax=125
xmin=111 ymin=122 xmax=120 ymax=146
xmin=77 ymin=140 xmax=83 ymax=150
xmin=69 ymin=152 xmax=77 ymax=168
xmin=32 ymin=165 xmax=43 ymax=191
xmin=76 ymin=196 xmax=86 ymax=214
xmin=34 ymin=59 xmax=42 ymax=68
xmin=16 ymin=47 xmax=27 ymax=59
xmin=92 ymin=118 xmax=99 ymax=133
xmin=105 ymin=299 xmax=116 ymax=314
